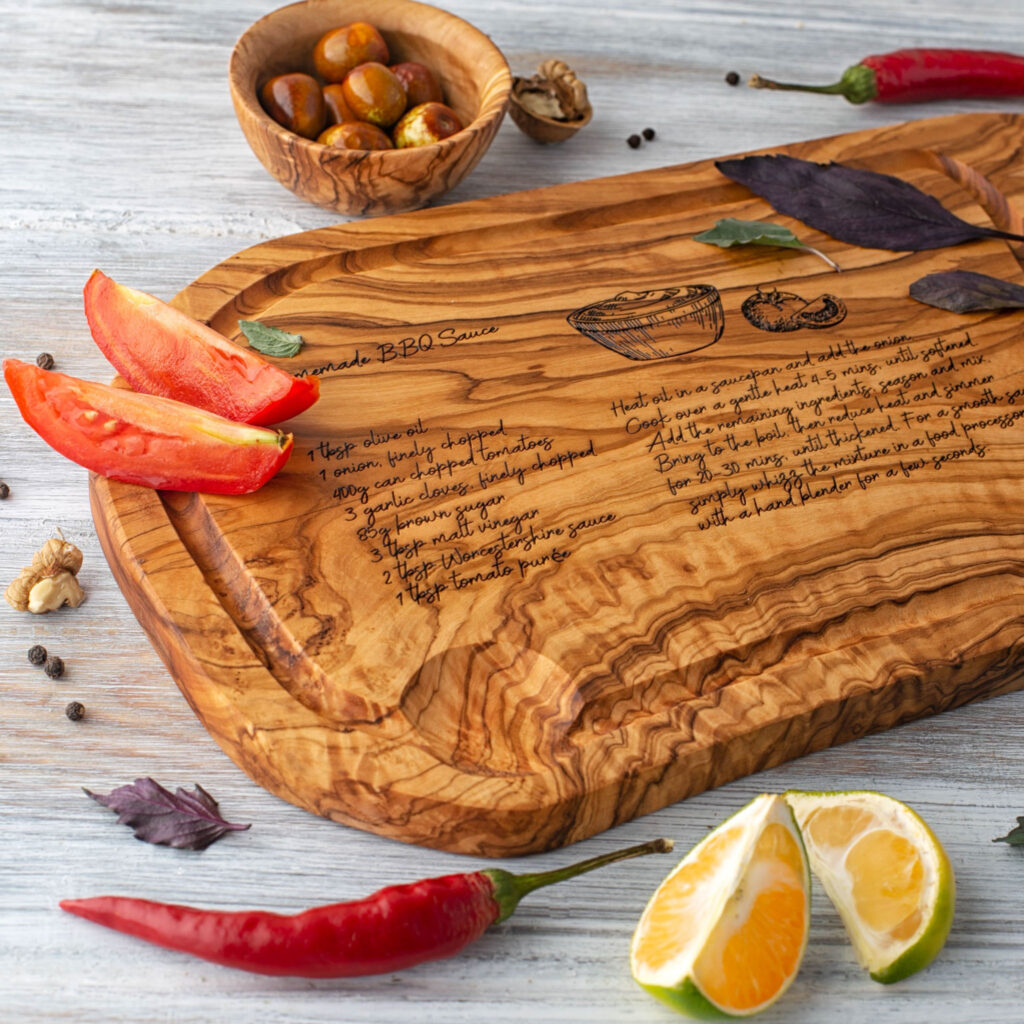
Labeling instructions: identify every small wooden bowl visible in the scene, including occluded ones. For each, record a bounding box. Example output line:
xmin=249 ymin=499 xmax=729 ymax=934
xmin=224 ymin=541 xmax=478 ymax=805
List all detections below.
xmin=229 ymin=0 xmax=511 ymax=217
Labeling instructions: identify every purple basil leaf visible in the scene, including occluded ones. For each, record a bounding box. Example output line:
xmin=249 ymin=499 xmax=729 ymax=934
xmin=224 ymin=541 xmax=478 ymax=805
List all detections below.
xmin=910 ymin=270 xmax=1024 ymax=313
xmin=715 ymin=154 xmax=1024 ymax=251
xmin=86 ymin=777 xmax=251 ymax=851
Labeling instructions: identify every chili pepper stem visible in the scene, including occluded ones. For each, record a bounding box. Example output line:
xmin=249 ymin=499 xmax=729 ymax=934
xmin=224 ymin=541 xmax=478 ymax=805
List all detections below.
xmin=747 ymin=65 xmax=878 ymax=104
xmin=486 ymin=837 xmax=673 ymax=923
xmin=749 ymin=72 xmax=843 ymax=95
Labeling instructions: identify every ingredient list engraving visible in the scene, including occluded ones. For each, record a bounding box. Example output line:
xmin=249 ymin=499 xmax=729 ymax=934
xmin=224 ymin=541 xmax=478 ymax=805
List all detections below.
xmin=308 ymin=421 xmax=608 ymax=604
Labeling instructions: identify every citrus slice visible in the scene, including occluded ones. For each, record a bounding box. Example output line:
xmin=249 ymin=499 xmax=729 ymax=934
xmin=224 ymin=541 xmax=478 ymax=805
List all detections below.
xmin=784 ymin=790 xmax=954 ymax=983
xmin=630 ymin=794 xmax=810 ymax=1019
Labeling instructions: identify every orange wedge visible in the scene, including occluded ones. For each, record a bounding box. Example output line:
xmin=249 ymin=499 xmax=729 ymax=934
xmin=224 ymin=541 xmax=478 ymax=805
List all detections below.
xmin=784 ymin=790 xmax=954 ymax=983
xmin=630 ymin=794 xmax=810 ymax=1018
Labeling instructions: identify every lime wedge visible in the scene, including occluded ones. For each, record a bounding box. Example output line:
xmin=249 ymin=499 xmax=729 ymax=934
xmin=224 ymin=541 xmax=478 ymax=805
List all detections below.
xmin=784 ymin=789 xmax=954 ymax=983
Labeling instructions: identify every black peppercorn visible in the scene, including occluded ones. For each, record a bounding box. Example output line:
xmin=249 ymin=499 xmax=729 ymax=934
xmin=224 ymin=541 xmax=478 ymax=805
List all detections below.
xmin=725 ymin=71 xmax=740 ymax=86
xmin=642 ymin=127 xmax=656 ymax=141
xmin=36 ymin=352 xmax=55 ymax=370
xmin=0 ymin=480 xmax=9 ymax=499
xmin=28 ymin=644 xmax=47 ymax=665
xmin=65 ymin=701 xmax=86 ymax=721
xmin=627 ymin=134 xmax=641 ymax=149
xmin=44 ymin=655 xmax=65 ymax=679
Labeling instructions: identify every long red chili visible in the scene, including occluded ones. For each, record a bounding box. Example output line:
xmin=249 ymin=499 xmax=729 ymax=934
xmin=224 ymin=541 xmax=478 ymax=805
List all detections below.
xmin=60 ymin=838 xmax=671 ymax=977
xmin=748 ymin=48 xmax=1024 ymax=104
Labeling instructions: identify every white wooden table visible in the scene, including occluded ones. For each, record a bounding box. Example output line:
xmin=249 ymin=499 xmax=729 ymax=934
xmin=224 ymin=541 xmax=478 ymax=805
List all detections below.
xmin=4 ymin=2 xmax=1024 ymax=1020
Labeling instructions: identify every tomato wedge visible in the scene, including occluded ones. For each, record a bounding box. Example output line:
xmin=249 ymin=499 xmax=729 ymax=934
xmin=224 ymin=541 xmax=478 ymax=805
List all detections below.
xmin=83 ymin=269 xmax=319 ymax=425
xmin=3 ymin=359 xmax=293 ymax=495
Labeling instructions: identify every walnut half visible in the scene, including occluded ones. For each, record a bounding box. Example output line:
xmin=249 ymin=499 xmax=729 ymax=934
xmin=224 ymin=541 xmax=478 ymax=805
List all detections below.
xmin=509 ymin=59 xmax=592 ymax=144
xmin=5 ymin=535 xmax=86 ymax=613
xmin=27 ymin=571 xmax=85 ymax=613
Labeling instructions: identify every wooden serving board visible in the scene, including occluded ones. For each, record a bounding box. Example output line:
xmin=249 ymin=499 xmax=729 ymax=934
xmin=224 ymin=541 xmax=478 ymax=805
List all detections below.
xmin=91 ymin=113 xmax=1024 ymax=856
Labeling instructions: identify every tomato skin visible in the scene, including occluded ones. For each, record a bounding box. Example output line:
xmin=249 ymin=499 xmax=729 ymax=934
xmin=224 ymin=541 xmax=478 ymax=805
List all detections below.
xmin=3 ymin=359 xmax=293 ymax=495
xmin=83 ymin=270 xmax=319 ymax=426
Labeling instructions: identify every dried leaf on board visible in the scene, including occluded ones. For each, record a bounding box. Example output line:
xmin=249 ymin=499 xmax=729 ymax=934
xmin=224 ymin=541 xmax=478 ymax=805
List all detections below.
xmin=910 ymin=270 xmax=1024 ymax=312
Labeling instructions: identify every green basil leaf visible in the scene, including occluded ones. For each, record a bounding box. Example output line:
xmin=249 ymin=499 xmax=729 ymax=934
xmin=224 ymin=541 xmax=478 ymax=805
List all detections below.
xmin=238 ymin=319 xmax=304 ymax=358
xmin=694 ymin=218 xmax=839 ymax=271
xmin=694 ymin=218 xmax=805 ymax=249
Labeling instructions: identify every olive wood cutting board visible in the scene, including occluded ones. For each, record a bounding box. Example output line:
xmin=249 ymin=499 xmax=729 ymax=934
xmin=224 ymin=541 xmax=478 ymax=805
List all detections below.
xmin=91 ymin=112 xmax=1024 ymax=856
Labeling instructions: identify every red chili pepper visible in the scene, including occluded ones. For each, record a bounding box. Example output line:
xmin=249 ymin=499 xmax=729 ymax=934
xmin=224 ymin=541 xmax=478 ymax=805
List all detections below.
xmin=748 ymin=48 xmax=1024 ymax=104
xmin=60 ymin=838 xmax=671 ymax=977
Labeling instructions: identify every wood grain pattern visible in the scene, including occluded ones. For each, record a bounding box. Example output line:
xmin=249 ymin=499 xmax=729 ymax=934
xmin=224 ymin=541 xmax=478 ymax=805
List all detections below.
xmin=228 ymin=0 xmax=511 ymax=216
xmin=90 ymin=112 xmax=1024 ymax=856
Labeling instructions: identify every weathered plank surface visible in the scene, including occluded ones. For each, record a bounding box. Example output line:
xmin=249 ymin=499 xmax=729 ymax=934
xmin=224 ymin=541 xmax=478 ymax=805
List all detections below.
xmin=5 ymin=1 xmax=1024 ymax=1021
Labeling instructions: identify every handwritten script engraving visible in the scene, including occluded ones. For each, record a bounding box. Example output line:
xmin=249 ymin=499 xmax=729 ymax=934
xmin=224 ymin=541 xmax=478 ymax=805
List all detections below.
xmin=607 ymin=331 xmax=1011 ymax=530
xmin=307 ymin=419 xmax=608 ymax=605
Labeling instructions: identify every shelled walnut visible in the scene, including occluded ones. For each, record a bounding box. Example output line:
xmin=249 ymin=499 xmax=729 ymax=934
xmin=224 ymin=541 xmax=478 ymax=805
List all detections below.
xmin=509 ymin=59 xmax=592 ymax=143
xmin=5 ymin=536 xmax=86 ymax=613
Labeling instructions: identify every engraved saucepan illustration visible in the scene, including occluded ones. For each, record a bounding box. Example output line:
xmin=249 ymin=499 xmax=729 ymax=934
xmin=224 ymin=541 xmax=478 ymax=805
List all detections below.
xmin=567 ymin=285 xmax=724 ymax=360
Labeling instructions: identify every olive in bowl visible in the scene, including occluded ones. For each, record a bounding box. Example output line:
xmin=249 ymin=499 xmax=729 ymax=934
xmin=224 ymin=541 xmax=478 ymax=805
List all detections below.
xmin=322 ymin=83 xmax=358 ymax=125
xmin=341 ymin=62 xmax=407 ymax=127
xmin=229 ymin=0 xmax=511 ymax=217
xmin=319 ymin=121 xmax=394 ymax=150
xmin=260 ymin=72 xmax=325 ymax=139
xmin=313 ymin=20 xmax=389 ymax=82
xmin=393 ymin=102 xmax=463 ymax=148
xmin=390 ymin=61 xmax=443 ymax=107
